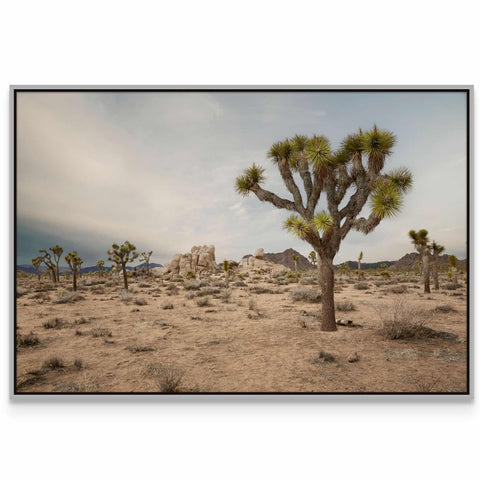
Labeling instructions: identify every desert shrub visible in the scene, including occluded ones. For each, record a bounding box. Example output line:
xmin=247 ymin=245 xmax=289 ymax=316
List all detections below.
xmin=126 ymin=345 xmax=155 ymax=353
xmin=42 ymin=356 xmax=65 ymax=370
xmin=42 ymin=317 xmax=64 ymax=329
xmin=301 ymin=276 xmax=317 ymax=285
xmin=138 ymin=283 xmax=151 ymax=288
xmin=185 ymin=270 xmax=196 ymax=279
xmin=355 ymin=283 xmax=370 ymax=290
xmin=56 ymin=292 xmax=86 ymax=304
xmin=90 ymin=285 xmax=105 ymax=294
xmin=30 ymin=291 xmax=51 ymax=301
xmin=17 ymin=332 xmax=40 ymax=348
xmin=91 ymin=328 xmax=112 ymax=337
xmin=390 ymin=285 xmax=408 ymax=294
xmin=444 ymin=283 xmax=460 ymax=290
xmin=249 ymin=286 xmax=275 ymax=295
xmin=135 ymin=297 xmax=148 ymax=306
xmin=143 ymin=362 xmax=185 ymax=393
xmin=219 ymin=289 xmax=232 ymax=303
xmin=315 ymin=350 xmax=336 ymax=363
xmin=196 ymin=287 xmax=220 ymax=297
xmin=432 ymin=304 xmax=457 ymax=313
xmin=196 ymin=298 xmax=211 ymax=307
xmin=291 ymin=286 xmax=322 ymax=303
xmin=233 ymin=280 xmax=247 ymax=287
xmin=165 ymin=284 xmax=179 ymax=295
xmin=378 ymin=298 xmax=428 ymax=340
xmin=184 ymin=280 xmax=201 ymax=290
xmin=162 ymin=302 xmax=174 ymax=310
xmin=73 ymin=358 xmax=84 ymax=369
xmin=119 ymin=289 xmax=133 ymax=302
xmin=336 ymin=300 xmax=356 ymax=312
xmin=186 ymin=292 xmax=195 ymax=300
xmin=248 ymin=299 xmax=257 ymax=311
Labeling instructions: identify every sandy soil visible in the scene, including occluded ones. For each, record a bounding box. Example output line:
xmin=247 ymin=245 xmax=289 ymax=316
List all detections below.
xmin=15 ymin=269 xmax=468 ymax=393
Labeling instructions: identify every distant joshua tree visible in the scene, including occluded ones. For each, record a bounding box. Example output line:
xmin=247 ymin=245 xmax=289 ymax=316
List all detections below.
xmin=235 ymin=126 xmax=412 ymax=330
xmin=358 ymin=251 xmax=363 ymax=277
xmin=430 ymin=241 xmax=445 ymax=290
xmin=65 ymin=251 xmax=83 ymax=292
xmin=308 ymin=251 xmax=317 ymax=268
xmin=96 ymin=260 xmax=105 ymax=278
xmin=31 ymin=257 xmax=42 ymax=282
xmin=449 ymin=255 xmax=458 ymax=284
xmin=141 ymin=251 xmax=153 ymax=276
xmin=49 ymin=245 xmax=63 ymax=283
xmin=39 ymin=249 xmax=57 ymax=282
xmin=223 ymin=260 xmax=231 ymax=285
xmin=108 ymin=241 xmax=139 ymax=291
xmin=409 ymin=229 xmax=431 ymax=293
xmin=292 ymin=253 xmax=300 ymax=282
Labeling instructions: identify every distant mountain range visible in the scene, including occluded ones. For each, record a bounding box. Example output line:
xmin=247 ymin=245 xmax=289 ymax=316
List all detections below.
xmin=16 ymin=262 xmax=163 ymax=275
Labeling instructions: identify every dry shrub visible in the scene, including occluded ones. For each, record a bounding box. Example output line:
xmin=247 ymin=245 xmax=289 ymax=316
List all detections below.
xmin=390 ymin=285 xmax=408 ymax=294
xmin=91 ymin=327 xmax=112 ymax=337
xmin=433 ymin=304 xmax=457 ymax=313
xmin=291 ymin=286 xmax=321 ymax=303
xmin=143 ymin=362 xmax=185 ymax=393
xmin=184 ymin=280 xmax=201 ymax=290
xmin=42 ymin=356 xmax=65 ymax=370
xmin=378 ymin=298 xmax=429 ymax=340
xmin=56 ymin=292 xmax=85 ymax=304
xmin=162 ymin=302 xmax=174 ymax=310
xmin=336 ymin=300 xmax=356 ymax=312
xmin=17 ymin=332 xmax=40 ymax=348
xmin=355 ymin=283 xmax=370 ymax=290
xmin=42 ymin=317 xmax=64 ymax=329
xmin=196 ymin=298 xmax=211 ymax=307
xmin=135 ymin=297 xmax=148 ymax=306
xmin=315 ymin=350 xmax=336 ymax=363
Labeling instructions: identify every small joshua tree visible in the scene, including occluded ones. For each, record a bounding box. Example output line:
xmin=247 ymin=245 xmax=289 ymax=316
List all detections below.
xmin=65 ymin=251 xmax=83 ymax=292
xmin=141 ymin=250 xmax=153 ymax=276
xmin=108 ymin=241 xmax=139 ymax=291
xmin=308 ymin=251 xmax=317 ymax=268
xmin=31 ymin=256 xmax=43 ymax=282
xmin=449 ymin=255 xmax=458 ymax=284
xmin=223 ymin=260 xmax=231 ymax=285
xmin=49 ymin=245 xmax=63 ymax=283
xmin=358 ymin=251 xmax=363 ymax=278
xmin=235 ymin=126 xmax=412 ymax=331
xmin=96 ymin=260 xmax=105 ymax=278
xmin=292 ymin=253 xmax=300 ymax=282
xmin=39 ymin=249 xmax=57 ymax=282
xmin=430 ymin=241 xmax=445 ymax=290
xmin=409 ymin=229 xmax=431 ymax=293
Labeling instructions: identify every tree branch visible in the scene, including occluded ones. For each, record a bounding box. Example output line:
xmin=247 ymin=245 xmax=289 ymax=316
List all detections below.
xmin=251 ymin=185 xmax=298 ymax=212
xmin=277 ymin=159 xmax=305 ymax=213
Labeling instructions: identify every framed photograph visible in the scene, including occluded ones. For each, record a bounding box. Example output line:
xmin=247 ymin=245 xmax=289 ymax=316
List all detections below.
xmin=13 ymin=86 xmax=470 ymax=395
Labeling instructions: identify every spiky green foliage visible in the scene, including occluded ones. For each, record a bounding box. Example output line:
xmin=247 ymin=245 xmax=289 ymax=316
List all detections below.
xmin=235 ymin=163 xmax=266 ymax=196
xmin=284 ymin=215 xmax=311 ymax=239
xmin=358 ymin=251 xmax=363 ymax=262
xmin=431 ymin=241 xmax=445 ymax=255
xmin=387 ymin=168 xmax=413 ymax=193
xmin=409 ymin=229 xmax=430 ymax=247
xmin=308 ymin=251 xmax=317 ymax=267
xmin=370 ymin=180 xmax=403 ymax=219
xmin=449 ymin=255 xmax=457 ymax=268
xmin=312 ymin=210 xmax=334 ymax=233
xmin=305 ymin=135 xmax=332 ymax=168
xmin=141 ymin=250 xmax=153 ymax=275
xmin=362 ymin=126 xmax=396 ymax=159
xmin=31 ymin=256 xmax=43 ymax=280
xmin=268 ymin=140 xmax=294 ymax=163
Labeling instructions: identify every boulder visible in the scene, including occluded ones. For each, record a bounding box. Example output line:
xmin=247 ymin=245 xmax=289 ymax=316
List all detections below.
xmin=164 ymin=245 xmax=216 ymax=276
xmin=254 ymin=248 xmax=264 ymax=259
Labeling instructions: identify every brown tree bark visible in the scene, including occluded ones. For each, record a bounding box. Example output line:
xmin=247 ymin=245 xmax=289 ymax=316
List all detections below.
xmin=422 ymin=250 xmax=431 ymax=293
xmin=73 ymin=273 xmax=77 ymax=292
xmin=319 ymin=255 xmax=337 ymax=331
xmin=122 ymin=264 xmax=128 ymax=290
xmin=432 ymin=254 xmax=439 ymax=290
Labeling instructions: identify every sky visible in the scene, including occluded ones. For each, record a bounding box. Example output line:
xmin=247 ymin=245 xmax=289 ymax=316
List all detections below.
xmin=16 ymin=90 xmax=468 ymax=267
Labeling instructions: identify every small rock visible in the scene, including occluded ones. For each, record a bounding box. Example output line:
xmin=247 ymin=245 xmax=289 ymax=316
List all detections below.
xmin=348 ymin=352 xmax=359 ymax=363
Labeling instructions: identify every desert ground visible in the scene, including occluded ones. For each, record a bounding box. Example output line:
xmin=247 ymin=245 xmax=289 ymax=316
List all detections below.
xmin=15 ymin=267 xmax=468 ymax=393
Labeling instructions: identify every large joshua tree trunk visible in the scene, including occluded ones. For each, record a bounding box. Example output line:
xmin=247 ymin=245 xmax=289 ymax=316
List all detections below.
xmin=122 ymin=263 xmax=128 ymax=290
xmin=319 ymin=253 xmax=336 ymax=331
xmin=421 ymin=248 xmax=431 ymax=293
xmin=73 ymin=272 xmax=77 ymax=292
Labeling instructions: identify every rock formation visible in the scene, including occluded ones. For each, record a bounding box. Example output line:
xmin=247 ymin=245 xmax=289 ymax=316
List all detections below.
xmin=238 ymin=249 xmax=288 ymax=274
xmin=164 ymin=245 xmax=216 ymax=276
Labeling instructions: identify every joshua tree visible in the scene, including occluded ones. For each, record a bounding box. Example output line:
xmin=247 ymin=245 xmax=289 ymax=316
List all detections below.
xmin=357 ymin=251 xmax=363 ymax=278
xmin=39 ymin=249 xmax=57 ymax=282
xmin=223 ymin=259 xmax=231 ymax=285
xmin=65 ymin=251 xmax=83 ymax=292
xmin=235 ymin=127 xmax=412 ymax=331
xmin=430 ymin=241 xmax=445 ymax=290
xmin=308 ymin=251 xmax=317 ymax=268
xmin=49 ymin=245 xmax=63 ymax=283
xmin=107 ymin=241 xmax=139 ymax=291
xmin=141 ymin=251 xmax=153 ymax=276
xmin=96 ymin=260 xmax=105 ymax=278
xmin=449 ymin=255 xmax=458 ymax=284
xmin=31 ymin=257 xmax=42 ymax=282
xmin=409 ymin=229 xmax=431 ymax=293
xmin=292 ymin=253 xmax=300 ymax=282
